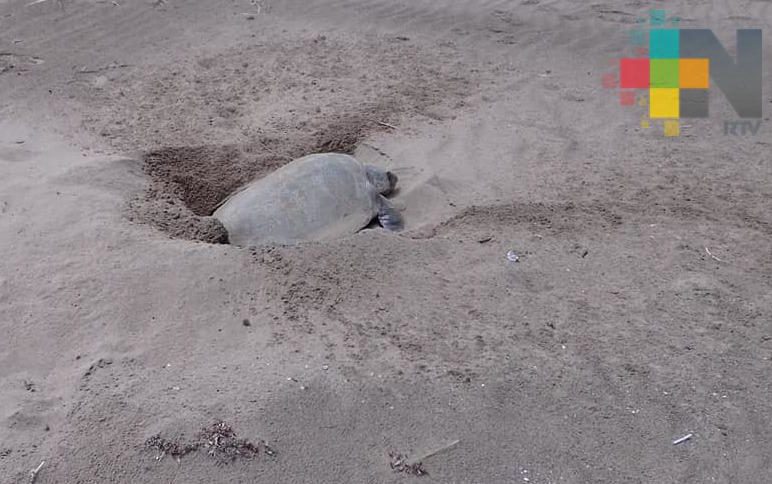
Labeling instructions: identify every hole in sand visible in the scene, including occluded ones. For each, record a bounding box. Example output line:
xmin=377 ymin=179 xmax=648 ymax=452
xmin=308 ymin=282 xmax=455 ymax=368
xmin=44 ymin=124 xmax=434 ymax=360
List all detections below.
xmin=130 ymin=117 xmax=375 ymax=244
xmin=99 ymin=36 xmax=482 ymax=244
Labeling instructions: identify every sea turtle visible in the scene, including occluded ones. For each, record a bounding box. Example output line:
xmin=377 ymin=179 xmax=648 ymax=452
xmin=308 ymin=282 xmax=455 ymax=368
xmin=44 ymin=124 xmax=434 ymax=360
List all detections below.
xmin=212 ymin=153 xmax=403 ymax=246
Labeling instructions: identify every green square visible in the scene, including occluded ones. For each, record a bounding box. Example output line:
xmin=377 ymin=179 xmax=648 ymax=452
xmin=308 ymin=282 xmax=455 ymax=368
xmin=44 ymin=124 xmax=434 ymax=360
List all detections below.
xmin=650 ymin=59 xmax=679 ymax=88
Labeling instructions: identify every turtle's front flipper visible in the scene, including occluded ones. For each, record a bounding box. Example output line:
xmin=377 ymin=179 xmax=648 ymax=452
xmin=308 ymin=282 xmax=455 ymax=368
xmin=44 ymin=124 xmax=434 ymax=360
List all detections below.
xmin=377 ymin=195 xmax=403 ymax=232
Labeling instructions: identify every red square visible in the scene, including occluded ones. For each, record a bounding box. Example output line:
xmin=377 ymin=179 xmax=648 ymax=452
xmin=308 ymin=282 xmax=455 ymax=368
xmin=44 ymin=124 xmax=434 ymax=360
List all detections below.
xmin=602 ymin=73 xmax=618 ymax=89
xmin=619 ymin=91 xmax=636 ymax=106
xmin=619 ymin=58 xmax=650 ymax=88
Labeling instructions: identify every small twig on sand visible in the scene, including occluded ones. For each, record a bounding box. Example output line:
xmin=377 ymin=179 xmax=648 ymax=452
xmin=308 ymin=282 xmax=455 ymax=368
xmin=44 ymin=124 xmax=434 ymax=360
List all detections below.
xmin=29 ymin=461 xmax=45 ymax=483
xmin=705 ymin=247 xmax=723 ymax=262
xmin=414 ymin=439 xmax=460 ymax=462
xmin=375 ymin=121 xmax=398 ymax=130
xmin=360 ymin=142 xmax=391 ymax=159
xmin=27 ymin=0 xmax=63 ymax=8
xmin=673 ymin=433 xmax=693 ymax=445
xmin=75 ymin=63 xmax=131 ymax=74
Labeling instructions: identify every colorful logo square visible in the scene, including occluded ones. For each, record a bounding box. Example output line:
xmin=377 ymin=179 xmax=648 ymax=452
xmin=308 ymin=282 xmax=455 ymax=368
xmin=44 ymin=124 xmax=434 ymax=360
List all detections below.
xmin=629 ymin=29 xmax=646 ymax=46
xmin=620 ymin=91 xmax=636 ymax=106
xmin=679 ymin=58 xmax=709 ymax=88
xmin=649 ymin=29 xmax=679 ymax=58
xmin=649 ymin=9 xmax=666 ymax=27
xmin=650 ymin=88 xmax=680 ymax=118
xmin=664 ymin=120 xmax=680 ymax=137
xmin=680 ymin=89 xmax=709 ymax=118
xmin=602 ymin=72 xmax=618 ymax=88
xmin=603 ymin=8 xmax=763 ymax=137
xmin=620 ymin=58 xmax=649 ymax=88
xmin=650 ymin=59 xmax=679 ymax=88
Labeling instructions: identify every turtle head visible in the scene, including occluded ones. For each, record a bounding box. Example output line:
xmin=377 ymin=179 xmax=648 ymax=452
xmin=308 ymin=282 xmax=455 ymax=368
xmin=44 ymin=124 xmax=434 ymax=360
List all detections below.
xmin=365 ymin=164 xmax=398 ymax=196
xmin=387 ymin=171 xmax=398 ymax=192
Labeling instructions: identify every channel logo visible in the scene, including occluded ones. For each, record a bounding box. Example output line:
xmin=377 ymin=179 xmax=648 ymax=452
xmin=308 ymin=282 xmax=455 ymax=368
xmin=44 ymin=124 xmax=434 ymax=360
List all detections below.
xmin=604 ymin=10 xmax=762 ymax=137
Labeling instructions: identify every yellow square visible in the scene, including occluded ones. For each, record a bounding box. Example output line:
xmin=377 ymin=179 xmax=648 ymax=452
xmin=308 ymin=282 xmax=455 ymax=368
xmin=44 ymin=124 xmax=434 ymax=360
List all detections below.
xmin=664 ymin=119 xmax=680 ymax=137
xmin=650 ymin=88 xmax=679 ymax=118
xmin=679 ymin=59 xmax=709 ymax=88
xmin=640 ymin=117 xmax=650 ymax=129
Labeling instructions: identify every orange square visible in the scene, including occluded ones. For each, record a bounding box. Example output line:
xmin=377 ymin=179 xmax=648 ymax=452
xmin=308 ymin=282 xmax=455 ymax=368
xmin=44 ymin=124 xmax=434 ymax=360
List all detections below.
xmin=679 ymin=59 xmax=709 ymax=88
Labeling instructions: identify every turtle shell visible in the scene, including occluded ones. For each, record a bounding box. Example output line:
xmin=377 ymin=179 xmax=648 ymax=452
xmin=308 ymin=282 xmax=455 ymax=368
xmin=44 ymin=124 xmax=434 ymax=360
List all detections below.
xmin=213 ymin=153 xmax=379 ymax=246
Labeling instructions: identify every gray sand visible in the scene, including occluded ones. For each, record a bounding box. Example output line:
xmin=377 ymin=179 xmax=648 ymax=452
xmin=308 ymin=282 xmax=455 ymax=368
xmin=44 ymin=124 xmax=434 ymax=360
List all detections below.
xmin=1 ymin=1 xmax=771 ymax=483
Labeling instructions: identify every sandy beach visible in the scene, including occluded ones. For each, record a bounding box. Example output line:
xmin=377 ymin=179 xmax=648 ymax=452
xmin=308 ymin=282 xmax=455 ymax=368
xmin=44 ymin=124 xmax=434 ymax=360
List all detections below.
xmin=1 ymin=1 xmax=771 ymax=482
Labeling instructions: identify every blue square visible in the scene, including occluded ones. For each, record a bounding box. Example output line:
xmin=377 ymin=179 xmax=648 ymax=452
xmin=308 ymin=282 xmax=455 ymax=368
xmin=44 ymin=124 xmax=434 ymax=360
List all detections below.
xmin=650 ymin=29 xmax=679 ymax=58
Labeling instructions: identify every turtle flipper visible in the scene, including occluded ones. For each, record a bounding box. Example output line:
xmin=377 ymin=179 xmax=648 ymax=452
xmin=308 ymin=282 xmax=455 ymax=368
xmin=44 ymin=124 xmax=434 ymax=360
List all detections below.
xmin=377 ymin=195 xmax=403 ymax=232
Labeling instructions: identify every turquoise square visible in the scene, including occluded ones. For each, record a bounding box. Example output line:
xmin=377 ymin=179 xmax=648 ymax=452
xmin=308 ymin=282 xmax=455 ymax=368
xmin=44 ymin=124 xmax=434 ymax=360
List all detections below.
xmin=649 ymin=9 xmax=666 ymax=26
xmin=650 ymin=29 xmax=679 ymax=58
xmin=629 ymin=29 xmax=646 ymax=46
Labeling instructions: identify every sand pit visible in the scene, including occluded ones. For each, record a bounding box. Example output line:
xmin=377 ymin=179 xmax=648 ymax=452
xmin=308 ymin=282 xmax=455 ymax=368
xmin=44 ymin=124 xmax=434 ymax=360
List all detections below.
xmin=132 ymin=117 xmax=383 ymax=244
xmin=98 ymin=36 xmax=481 ymax=243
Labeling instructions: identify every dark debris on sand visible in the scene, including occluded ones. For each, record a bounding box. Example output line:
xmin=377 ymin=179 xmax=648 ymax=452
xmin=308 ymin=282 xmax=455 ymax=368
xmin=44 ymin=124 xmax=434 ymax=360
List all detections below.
xmin=389 ymin=450 xmax=428 ymax=477
xmin=146 ymin=421 xmax=275 ymax=464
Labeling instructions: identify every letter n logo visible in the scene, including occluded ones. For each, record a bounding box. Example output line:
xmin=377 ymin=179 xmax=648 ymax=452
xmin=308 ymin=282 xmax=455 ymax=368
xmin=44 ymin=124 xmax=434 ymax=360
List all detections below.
xmin=680 ymin=29 xmax=763 ymax=118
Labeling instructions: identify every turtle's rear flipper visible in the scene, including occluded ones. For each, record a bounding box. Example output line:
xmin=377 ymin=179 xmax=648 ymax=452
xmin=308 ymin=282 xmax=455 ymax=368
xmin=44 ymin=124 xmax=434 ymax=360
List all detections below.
xmin=377 ymin=195 xmax=403 ymax=232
